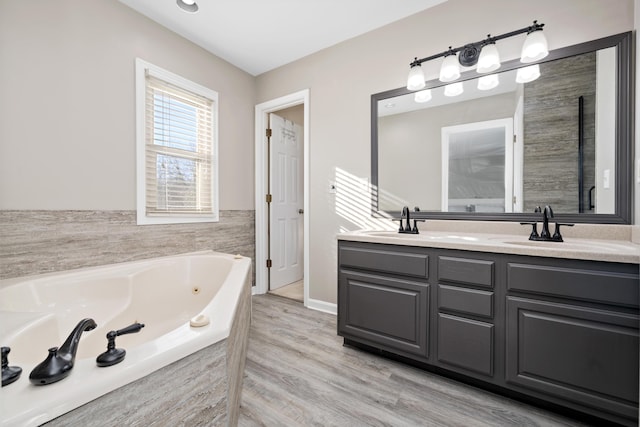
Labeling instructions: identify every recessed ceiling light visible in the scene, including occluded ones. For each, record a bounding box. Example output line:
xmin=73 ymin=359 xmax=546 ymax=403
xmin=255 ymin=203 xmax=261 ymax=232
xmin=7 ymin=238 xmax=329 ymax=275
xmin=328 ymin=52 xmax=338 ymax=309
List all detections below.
xmin=177 ymin=0 xmax=199 ymax=13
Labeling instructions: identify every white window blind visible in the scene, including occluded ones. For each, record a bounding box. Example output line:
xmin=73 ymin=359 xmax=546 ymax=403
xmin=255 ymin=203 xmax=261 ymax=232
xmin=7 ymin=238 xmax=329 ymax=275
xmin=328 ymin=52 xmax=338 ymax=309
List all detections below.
xmin=136 ymin=59 xmax=218 ymax=225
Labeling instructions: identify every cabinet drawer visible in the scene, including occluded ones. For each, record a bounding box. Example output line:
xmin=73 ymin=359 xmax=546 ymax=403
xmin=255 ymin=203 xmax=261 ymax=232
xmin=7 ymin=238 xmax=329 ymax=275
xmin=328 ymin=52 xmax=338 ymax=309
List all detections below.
xmin=506 ymin=296 xmax=639 ymax=420
xmin=338 ymin=270 xmax=429 ymax=358
xmin=340 ymin=245 xmax=428 ymax=279
xmin=438 ymin=256 xmax=494 ymax=288
xmin=438 ymin=284 xmax=493 ymax=318
xmin=507 ymin=263 xmax=639 ymax=308
xmin=438 ymin=314 xmax=493 ymax=376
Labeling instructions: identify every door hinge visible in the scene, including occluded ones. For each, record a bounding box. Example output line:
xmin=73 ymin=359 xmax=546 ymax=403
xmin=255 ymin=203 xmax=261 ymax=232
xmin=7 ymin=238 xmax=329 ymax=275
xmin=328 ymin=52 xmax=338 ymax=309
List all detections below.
xmin=513 ymin=134 xmax=517 ymax=143
xmin=266 ymin=259 xmax=272 ymax=268
xmin=266 ymin=128 xmax=272 ymax=138
xmin=266 ymin=194 xmax=272 ymax=203
xmin=513 ymin=195 xmax=517 ymax=204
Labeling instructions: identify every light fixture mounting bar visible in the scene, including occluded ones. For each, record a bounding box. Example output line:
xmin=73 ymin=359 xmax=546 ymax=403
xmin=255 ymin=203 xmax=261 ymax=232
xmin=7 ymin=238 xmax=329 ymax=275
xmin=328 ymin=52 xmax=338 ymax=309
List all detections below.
xmin=409 ymin=21 xmax=544 ymax=67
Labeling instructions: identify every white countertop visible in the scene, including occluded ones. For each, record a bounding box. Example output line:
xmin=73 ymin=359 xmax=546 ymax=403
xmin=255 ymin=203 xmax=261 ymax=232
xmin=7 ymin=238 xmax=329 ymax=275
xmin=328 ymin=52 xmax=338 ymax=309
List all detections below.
xmin=338 ymin=229 xmax=640 ymax=264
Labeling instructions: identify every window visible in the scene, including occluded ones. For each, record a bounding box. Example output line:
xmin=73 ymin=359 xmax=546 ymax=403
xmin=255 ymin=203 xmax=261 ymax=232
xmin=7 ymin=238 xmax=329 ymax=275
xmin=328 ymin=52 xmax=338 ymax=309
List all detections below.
xmin=135 ymin=59 xmax=218 ymax=225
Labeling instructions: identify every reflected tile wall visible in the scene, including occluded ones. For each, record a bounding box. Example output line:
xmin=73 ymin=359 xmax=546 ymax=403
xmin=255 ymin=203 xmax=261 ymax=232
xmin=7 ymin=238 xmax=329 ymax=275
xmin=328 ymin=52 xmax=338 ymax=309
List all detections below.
xmin=0 ymin=210 xmax=255 ymax=281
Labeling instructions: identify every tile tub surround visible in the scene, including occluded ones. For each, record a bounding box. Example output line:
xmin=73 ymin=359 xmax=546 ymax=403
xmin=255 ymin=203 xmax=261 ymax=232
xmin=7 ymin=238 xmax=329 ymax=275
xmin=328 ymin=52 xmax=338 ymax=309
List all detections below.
xmin=42 ymin=271 xmax=252 ymax=427
xmin=0 ymin=210 xmax=255 ymax=281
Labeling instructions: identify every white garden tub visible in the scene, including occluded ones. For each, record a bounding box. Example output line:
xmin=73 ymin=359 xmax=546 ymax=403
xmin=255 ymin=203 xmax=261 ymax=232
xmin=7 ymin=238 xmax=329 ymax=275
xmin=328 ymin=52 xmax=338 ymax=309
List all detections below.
xmin=0 ymin=251 xmax=252 ymax=426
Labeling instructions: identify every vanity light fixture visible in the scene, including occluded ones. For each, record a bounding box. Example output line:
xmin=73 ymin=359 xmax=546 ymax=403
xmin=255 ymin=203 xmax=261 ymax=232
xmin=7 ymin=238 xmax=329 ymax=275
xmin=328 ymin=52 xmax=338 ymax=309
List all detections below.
xmin=406 ymin=20 xmax=547 ymax=89
xmin=414 ymin=89 xmax=432 ymax=103
xmin=177 ymin=0 xmax=199 ymax=13
xmin=521 ymin=27 xmax=549 ymax=63
xmin=444 ymin=82 xmax=464 ymax=97
xmin=439 ymin=49 xmax=461 ymax=83
xmin=476 ymin=41 xmax=501 ymax=73
xmin=407 ymin=65 xmax=426 ymax=90
xmin=477 ymin=74 xmax=499 ymax=91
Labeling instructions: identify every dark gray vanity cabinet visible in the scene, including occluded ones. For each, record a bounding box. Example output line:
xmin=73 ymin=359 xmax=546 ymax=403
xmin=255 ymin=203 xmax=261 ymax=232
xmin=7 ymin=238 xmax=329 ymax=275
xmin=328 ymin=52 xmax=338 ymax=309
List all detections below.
xmin=337 ymin=239 xmax=640 ymax=426
xmin=505 ymin=259 xmax=640 ymax=424
xmin=436 ymin=256 xmax=496 ymax=379
xmin=337 ymin=242 xmax=430 ymax=361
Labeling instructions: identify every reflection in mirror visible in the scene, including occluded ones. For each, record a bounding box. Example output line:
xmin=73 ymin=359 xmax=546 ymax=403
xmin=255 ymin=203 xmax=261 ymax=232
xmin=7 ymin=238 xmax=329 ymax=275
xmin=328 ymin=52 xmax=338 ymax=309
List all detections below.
xmin=373 ymin=32 xmax=632 ymax=224
xmin=442 ymin=118 xmax=512 ymax=213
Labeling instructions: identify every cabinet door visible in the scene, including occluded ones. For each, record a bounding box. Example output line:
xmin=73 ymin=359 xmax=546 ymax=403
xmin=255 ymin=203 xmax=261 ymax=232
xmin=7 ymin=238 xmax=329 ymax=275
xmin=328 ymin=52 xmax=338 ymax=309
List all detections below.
xmin=437 ymin=313 xmax=494 ymax=377
xmin=338 ymin=270 xmax=429 ymax=359
xmin=506 ymin=296 xmax=639 ymax=421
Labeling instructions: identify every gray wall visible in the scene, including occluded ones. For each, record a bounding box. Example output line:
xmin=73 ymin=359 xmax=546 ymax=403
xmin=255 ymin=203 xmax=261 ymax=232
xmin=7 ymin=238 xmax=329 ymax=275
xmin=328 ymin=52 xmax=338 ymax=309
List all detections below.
xmin=0 ymin=0 xmax=255 ymax=211
xmin=0 ymin=0 xmax=257 ymax=279
xmin=256 ymin=0 xmax=634 ymax=304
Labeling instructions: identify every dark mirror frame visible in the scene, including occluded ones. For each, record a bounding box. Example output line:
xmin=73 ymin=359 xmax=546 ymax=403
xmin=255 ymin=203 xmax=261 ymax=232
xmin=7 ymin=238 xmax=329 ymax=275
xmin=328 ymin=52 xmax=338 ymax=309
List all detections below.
xmin=371 ymin=31 xmax=633 ymax=224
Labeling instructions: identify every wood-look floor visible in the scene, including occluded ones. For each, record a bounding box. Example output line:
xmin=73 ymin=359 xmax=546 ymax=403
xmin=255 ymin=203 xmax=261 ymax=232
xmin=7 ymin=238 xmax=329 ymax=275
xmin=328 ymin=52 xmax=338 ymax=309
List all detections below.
xmin=238 ymin=295 xmax=591 ymax=427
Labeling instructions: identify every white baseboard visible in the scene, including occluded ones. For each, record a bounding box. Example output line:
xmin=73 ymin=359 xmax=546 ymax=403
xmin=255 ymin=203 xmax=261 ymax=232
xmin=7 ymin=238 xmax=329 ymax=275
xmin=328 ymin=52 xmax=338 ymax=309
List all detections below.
xmin=306 ymin=298 xmax=337 ymax=315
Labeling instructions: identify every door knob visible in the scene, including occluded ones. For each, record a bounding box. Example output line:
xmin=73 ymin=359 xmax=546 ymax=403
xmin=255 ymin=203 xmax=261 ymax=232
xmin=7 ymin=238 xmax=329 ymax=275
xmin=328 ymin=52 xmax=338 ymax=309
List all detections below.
xmin=298 ymin=209 xmax=304 ymax=214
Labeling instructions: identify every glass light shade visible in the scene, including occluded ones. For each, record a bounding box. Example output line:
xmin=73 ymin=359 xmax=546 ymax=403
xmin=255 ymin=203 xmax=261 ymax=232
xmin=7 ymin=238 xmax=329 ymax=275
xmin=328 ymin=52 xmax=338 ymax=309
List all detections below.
xmin=477 ymin=74 xmax=499 ymax=91
xmin=407 ymin=65 xmax=426 ymax=90
xmin=444 ymin=82 xmax=463 ymax=97
xmin=477 ymin=44 xmax=501 ymax=73
xmin=520 ymin=30 xmax=548 ymax=63
xmin=439 ymin=54 xmax=461 ymax=82
xmin=516 ymin=64 xmax=541 ymax=83
xmin=414 ymin=89 xmax=432 ymax=103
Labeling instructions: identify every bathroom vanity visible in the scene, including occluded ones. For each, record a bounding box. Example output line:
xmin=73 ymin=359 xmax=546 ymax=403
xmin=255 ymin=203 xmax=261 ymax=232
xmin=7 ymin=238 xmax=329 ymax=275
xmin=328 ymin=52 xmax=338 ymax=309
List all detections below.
xmin=337 ymin=230 xmax=640 ymax=426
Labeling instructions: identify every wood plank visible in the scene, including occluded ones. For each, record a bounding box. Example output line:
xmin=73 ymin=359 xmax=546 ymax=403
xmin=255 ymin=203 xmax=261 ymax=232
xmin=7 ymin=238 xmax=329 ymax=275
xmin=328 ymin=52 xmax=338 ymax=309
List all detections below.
xmin=239 ymin=295 xmax=589 ymax=426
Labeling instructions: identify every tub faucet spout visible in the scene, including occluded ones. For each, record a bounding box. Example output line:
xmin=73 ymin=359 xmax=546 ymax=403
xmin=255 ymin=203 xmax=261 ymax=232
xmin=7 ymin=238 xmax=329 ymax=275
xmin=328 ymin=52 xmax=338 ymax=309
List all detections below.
xmin=29 ymin=318 xmax=97 ymax=385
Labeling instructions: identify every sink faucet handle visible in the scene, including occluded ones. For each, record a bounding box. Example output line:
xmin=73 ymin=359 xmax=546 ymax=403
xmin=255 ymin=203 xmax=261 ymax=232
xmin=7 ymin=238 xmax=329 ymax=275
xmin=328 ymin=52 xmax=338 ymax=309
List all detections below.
xmin=392 ymin=218 xmax=405 ymax=232
xmin=520 ymin=222 xmax=539 ymax=240
xmin=412 ymin=219 xmax=425 ymax=233
xmin=552 ymin=223 xmax=574 ymax=242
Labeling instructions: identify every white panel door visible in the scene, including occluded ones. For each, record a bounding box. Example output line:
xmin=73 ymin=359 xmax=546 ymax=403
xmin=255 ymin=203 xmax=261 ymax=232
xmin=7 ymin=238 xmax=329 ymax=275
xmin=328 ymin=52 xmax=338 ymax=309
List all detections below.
xmin=270 ymin=113 xmax=303 ymax=290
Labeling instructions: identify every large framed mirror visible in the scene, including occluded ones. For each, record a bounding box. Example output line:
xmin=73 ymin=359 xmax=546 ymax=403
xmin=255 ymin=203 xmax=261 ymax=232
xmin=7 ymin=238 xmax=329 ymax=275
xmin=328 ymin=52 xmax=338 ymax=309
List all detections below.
xmin=371 ymin=32 xmax=633 ymax=224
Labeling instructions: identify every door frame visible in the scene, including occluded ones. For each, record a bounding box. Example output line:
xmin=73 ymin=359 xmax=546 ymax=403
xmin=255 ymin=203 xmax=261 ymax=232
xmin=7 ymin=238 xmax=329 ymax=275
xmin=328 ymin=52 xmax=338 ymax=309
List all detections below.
xmin=254 ymin=89 xmax=310 ymax=306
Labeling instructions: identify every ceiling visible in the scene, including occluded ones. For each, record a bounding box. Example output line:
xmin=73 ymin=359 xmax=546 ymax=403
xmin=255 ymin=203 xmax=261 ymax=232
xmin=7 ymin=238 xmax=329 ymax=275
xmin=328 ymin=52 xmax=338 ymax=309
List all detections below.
xmin=118 ymin=0 xmax=447 ymax=76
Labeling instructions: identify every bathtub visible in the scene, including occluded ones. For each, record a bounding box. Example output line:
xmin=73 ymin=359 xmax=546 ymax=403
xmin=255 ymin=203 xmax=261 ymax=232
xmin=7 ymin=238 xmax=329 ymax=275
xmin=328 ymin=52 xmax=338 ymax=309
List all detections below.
xmin=0 ymin=251 xmax=252 ymax=426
